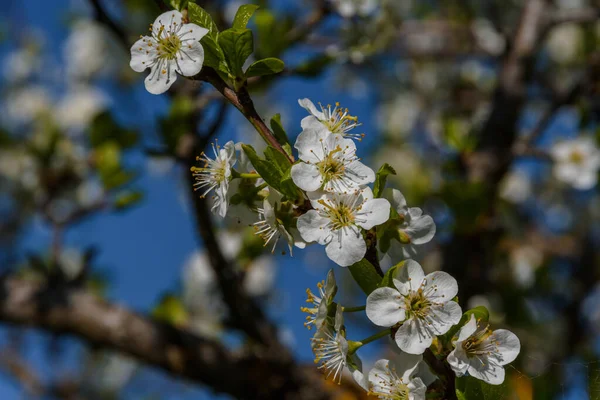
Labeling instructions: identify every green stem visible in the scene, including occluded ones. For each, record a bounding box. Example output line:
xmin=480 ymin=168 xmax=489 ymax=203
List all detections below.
xmin=347 ymin=328 xmax=391 ymax=355
xmin=343 ymin=305 xmax=366 ymax=312
xmin=255 ymin=182 xmax=268 ymax=191
xmin=232 ymin=170 xmax=260 ymax=179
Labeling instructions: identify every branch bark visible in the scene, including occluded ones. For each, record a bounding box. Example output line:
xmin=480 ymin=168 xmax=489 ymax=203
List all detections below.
xmin=0 ymin=276 xmax=335 ymax=400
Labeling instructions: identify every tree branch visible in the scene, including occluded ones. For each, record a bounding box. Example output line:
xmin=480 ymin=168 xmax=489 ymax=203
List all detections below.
xmin=0 ymin=276 xmax=335 ymax=400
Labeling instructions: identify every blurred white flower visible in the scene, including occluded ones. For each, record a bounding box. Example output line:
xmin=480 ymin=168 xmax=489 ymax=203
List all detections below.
xmin=5 ymin=86 xmax=51 ymax=124
xmin=64 ymin=20 xmax=119 ymax=80
xmin=377 ymin=93 xmax=420 ymax=137
xmin=90 ymin=352 xmax=137 ymax=394
xmin=332 ymin=0 xmax=378 ymax=18
xmin=472 ymin=19 xmax=505 ymax=56
xmin=58 ymin=248 xmax=84 ymax=280
xmin=550 ymin=136 xmax=600 ymax=190
xmin=130 ymin=11 xmax=208 ymax=94
xmin=510 ymin=245 xmax=543 ymax=288
xmin=0 ymin=150 xmax=38 ymax=190
xmin=76 ymin=179 xmax=104 ymax=208
xmin=3 ymin=48 xmax=41 ymax=83
xmin=546 ymin=23 xmax=584 ymax=64
xmin=57 ymin=86 xmax=108 ymax=132
xmin=555 ymin=0 xmax=587 ymax=10
xmin=499 ymin=170 xmax=532 ymax=204
xmin=243 ymin=256 xmax=276 ymax=297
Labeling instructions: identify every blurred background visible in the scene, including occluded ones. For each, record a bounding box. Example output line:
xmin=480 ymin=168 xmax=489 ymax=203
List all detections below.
xmin=0 ymin=0 xmax=600 ymax=398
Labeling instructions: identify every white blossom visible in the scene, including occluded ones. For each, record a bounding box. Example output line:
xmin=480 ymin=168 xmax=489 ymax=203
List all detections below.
xmin=311 ymin=305 xmax=347 ymax=384
xmin=366 ymin=260 xmax=462 ymax=354
xmin=301 ymin=269 xmax=337 ymax=330
xmin=253 ymin=192 xmax=305 ymax=254
xmin=447 ymin=315 xmax=520 ymax=385
xmin=499 ymin=170 xmax=532 ymax=204
xmin=243 ymin=256 xmax=276 ymax=297
xmin=65 ymin=20 xmax=119 ymax=80
xmin=192 ymin=141 xmax=236 ymax=217
xmin=297 ymin=187 xmax=390 ymax=266
xmin=546 ymin=23 xmax=584 ymax=64
xmin=550 ymin=136 xmax=600 ymax=190
xmin=383 ymin=188 xmax=436 ymax=260
xmin=57 ymin=86 xmax=108 ymax=132
xmin=130 ymin=11 xmax=208 ymax=94
xmin=298 ymin=98 xmax=363 ymax=140
xmin=332 ymin=0 xmax=378 ymax=18
xmin=58 ymin=248 xmax=85 ymax=280
xmin=5 ymin=86 xmax=51 ymax=124
xmin=291 ymin=128 xmax=374 ymax=193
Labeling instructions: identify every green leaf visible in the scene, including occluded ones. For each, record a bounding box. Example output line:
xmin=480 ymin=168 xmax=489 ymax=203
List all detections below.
xmin=232 ymin=4 xmax=259 ymax=30
xmin=269 ymin=114 xmax=292 ymax=155
xmin=455 ymin=376 xmax=510 ymax=400
xmin=241 ymin=144 xmax=283 ymax=192
xmin=90 ymin=112 xmax=138 ymax=149
xmin=114 ymin=190 xmax=144 ymax=210
xmin=280 ymin=167 xmax=300 ymax=201
xmin=187 ymin=3 xmax=218 ymax=39
xmin=348 ymin=259 xmax=382 ymax=295
xmin=218 ymin=28 xmax=254 ymax=77
xmin=246 ymin=57 xmax=284 ymax=77
xmin=201 ymin=35 xmax=229 ymax=74
xmin=373 ymin=163 xmax=397 ymax=198
xmin=163 ymin=0 xmax=191 ymax=11
xmin=264 ymin=146 xmax=291 ymax=171
xmin=379 ymin=260 xmax=406 ymax=288
xmin=152 ymin=294 xmax=189 ymax=327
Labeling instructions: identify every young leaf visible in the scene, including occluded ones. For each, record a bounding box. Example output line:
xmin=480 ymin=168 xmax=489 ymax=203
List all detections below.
xmin=114 ymin=190 xmax=144 ymax=210
xmin=269 ymin=114 xmax=292 ymax=155
xmin=232 ymin=4 xmax=259 ymax=30
xmin=280 ymin=167 xmax=300 ymax=201
xmin=241 ymin=144 xmax=284 ymax=192
xmin=348 ymin=259 xmax=382 ymax=295
xmin=163 ymin=0 xmax=189 ymax=11
xmin=187 ymin=3 xmax=219 ymax=39
xmin=264 ymin=146 xmax=291 ymax=171
xmin=218 ymin=28 xmax=254 ymax=78
xmin=379 ymin=260 xmax=406 ymax=288
xmin=373 ymin=163 xmax=397 ymax=198
xmin=246 ymin=57 xmax=284 ymax=77
xmin=201 ymin=35 xmax=229 ymax=74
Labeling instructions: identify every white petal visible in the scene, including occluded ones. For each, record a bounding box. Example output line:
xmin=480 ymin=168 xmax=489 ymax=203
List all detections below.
xmin=456 ymin=314 xmax=478 ymax=343
xmin=294 ymin=128 xmax=327 ymax=163
xmin=368 ymin=359 xmax=392 ymax=392
xmin=427 ymin=302 xmax=463 ymax=335
xmin=393 ymin=259 xmax=425 ymax=296
xmin=325 ymin=227 xmax=366 ymax=266
xmin=144 ymin=61 xmax=177 ymax=95
xmin=423 ymin=271 xmax=458 ymax=303
xmin=555 ymin=164 xmax=581 ymax=183
xmin=345 ymin=160 xmax=375 ymax=186
xmin=291 ymin=163 xmax=322 ymax=192
xmin=152 ymin=11 xmax=183 ymax=37
xmin=356 ymin=198 xmax=390 ymax=230
xmin=389 ymin=352 xmax=423 ymax=382
xmin=385 ymin=188 xmax=408 ymax=212
xmin=176 ymin=40 xmax=204 ymax=77
xmin=572 ymin=170 xmax=598 ymax=190
xmin=130 ymin=37 xmax=157 ymax=72
xmin=298 ymin=98 xmax=325 ymax=120
xmin=300 ymin=115 xmax=326 ymax=132
xmin=366 ymin=287 xmax=406 ymax=327
xmin=492 ymin=329 xmax=521 ymax=365
xmin=360 ymin=186 xmax=374 ymax=201
xmin=405 ymin=214 xmax=436 ymax=245
xmin=447 ymin=348 xmax=469 ymax=377
xmin=408 ymin=378 xmax=427 ymax=400
xmin=180 ymin=23 xmax=209 ymax=42
xmin=395 ymin=318 xmax=434 ymax=355
xmin=468 ymin=361 xmax=506 ymax=385
xmin=297 ymin=210 xmax=331 ymax=245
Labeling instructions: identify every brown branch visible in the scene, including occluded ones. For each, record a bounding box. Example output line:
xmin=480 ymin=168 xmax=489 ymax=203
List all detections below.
xmin=0 ymin=276 xmax=335 ymax=400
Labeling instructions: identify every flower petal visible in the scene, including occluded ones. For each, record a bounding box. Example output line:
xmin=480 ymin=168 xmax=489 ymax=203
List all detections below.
xmin=291 ymin=163 xmax=322 ymax=192
xmin=325 ymin=226 xmax=366 ymax=266
xmin=395 ymin=318 xmax=434 ymax=355
xmin=366 ymin=287 xmax=406 ymax=327
xmin=144 ymin=61 xmax=177 ymax=95
xmin=176 ymin=40 xmax=204 ymax=77
xmin=294 ymin=128 xmax=327 ymax=163
xmin=388 ymin=352 xmax=423 ymax=382
xmin=404 ymin=214 xmax=436 ymax=245
xmin=180 ymin=23 xmax=209 ymax=42
xmin=356 ymin=198 xmax=390 ymax=230
xmin=447 ymin=348 xmax=469 ymax=377
xmin=468 ymin=361 xmax=506 ymax=385
xmin=130 ymin=37 xmax=157 ymax=72
xmin=423 ymin=271 xmax=458 ymax=303
xmin=298 ymin=98 xmax=325 ymax=120
xmin=492 ymin=329 xmax=521 ymax=365
xmin=345 ymin=160 xmax=376 ymax=186
xmin=297 ymin=210 xmax=331 ymax=245
xmin=427 ymin=302 xmax=462 ymax=335
xmin=152 ymin=11 xmax=183 ymax=37
xmin=384 ymin=188 xmax=408 ymax=213
xmin=456 ymin=314 xmax=478 ymax=343
xmin=392 ymin=259 xmax=425 ymax=296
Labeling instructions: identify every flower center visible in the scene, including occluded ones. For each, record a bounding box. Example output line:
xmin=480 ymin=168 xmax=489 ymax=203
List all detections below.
xmin=319 ymin=200 xmax=356 ymax=230
xmin=404 ymin=289 xmax=431 ymax=320
xmin=157 ymin=33 xmax=182 ymax=60
xmin=569 ymin=150 xmax=585 ymax=164
xmin=317 ymin=147 xmax=345 ymax=182
xmin=368 ymin=370 xmax=410 ymax=399
xmin=462 ymin=325 xmax=496 ymax=358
